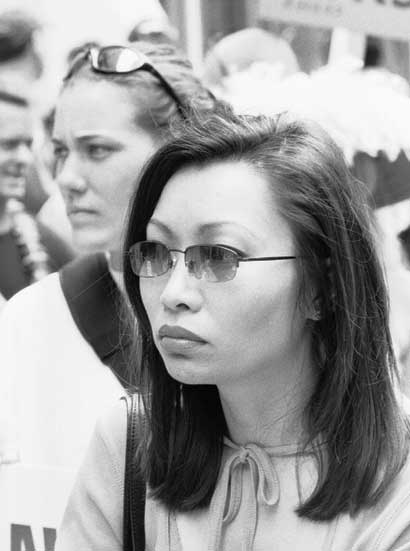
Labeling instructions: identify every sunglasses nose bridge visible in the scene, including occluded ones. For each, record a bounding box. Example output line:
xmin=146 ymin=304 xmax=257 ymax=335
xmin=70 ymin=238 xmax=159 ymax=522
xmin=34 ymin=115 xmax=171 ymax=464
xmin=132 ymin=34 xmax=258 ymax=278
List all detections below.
xmin=88 ymin=48 xmax=97 ymax=66
xmin=168 ymin=249 xmax=178 ymax=270
xmin=167 ymin=248 xmax=201 ymax=279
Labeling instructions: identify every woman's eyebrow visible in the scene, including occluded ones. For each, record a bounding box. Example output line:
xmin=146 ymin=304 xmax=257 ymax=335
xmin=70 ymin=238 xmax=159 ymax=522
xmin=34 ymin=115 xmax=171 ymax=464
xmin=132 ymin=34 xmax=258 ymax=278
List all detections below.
xmin=75 ymin=133 xmax=118 ymax=143
xmin=148 ymin=220 xmax=259 ymax=240
xmin=147 ymin=218 xmax=175 ymax=237
xmin=199 ymin=221 xmax=259 ymax=240
xmin=51 ymin=134 xmax=117 ymax=145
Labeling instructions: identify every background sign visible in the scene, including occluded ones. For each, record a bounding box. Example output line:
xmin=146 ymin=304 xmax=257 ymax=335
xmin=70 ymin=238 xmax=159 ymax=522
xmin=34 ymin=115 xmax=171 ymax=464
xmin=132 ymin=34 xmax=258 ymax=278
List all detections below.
xmin=0 ymin=465 xmax=74 ymax=551
xmin=258 ymin=0 xmax=410 ymax=41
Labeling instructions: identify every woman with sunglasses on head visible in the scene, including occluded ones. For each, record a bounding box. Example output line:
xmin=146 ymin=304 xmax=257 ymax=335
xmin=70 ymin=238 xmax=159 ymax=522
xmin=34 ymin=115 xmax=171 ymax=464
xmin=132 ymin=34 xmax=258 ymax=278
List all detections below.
xmin=58 ymin=108 xmax=410 ymax=551
xmin=0 ymin=41 xmax=216 ymax=509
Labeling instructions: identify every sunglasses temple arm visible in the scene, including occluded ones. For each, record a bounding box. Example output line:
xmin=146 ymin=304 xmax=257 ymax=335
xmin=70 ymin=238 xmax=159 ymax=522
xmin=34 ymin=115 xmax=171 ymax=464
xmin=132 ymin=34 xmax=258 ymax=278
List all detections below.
xmin=148 ymin=67 xmax=186 ymax=119
xmin=238 ymin=256 xmax=298 ymax=262
xmin=63 ymin=49 xmax=91 ymax=81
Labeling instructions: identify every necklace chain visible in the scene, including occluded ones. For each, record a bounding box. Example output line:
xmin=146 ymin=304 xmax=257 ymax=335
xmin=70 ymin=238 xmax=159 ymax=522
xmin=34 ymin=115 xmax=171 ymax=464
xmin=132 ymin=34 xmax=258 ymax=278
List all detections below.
xmin=8 ymin=199 xmax=51 ymax=284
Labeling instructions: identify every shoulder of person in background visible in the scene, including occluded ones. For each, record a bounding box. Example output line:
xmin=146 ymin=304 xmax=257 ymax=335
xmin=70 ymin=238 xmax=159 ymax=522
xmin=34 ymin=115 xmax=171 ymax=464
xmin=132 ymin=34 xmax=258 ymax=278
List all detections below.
xmin=0 ymin=269 xmax=125 ymax=466
xmin=56 ymin=398 xmax=128 ymax=551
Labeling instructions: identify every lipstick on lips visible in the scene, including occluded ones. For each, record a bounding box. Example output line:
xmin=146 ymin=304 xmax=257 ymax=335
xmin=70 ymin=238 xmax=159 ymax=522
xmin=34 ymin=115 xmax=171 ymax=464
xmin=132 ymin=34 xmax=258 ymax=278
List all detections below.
xmin=158 ymin=324 xmax=207 ymax=354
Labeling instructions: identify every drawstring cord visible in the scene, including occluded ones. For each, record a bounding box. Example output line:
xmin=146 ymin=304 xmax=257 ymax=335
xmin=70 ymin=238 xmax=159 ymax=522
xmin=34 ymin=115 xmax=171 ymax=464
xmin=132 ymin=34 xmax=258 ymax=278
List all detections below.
xmin=206 ymin=438 xmax=287 ymax=551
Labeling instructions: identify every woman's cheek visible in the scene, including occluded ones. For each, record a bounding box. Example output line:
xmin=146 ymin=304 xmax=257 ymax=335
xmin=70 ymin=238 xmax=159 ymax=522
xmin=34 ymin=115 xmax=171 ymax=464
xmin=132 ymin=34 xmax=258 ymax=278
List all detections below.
xmin=139 ymin=280 xmax=159 ymax=324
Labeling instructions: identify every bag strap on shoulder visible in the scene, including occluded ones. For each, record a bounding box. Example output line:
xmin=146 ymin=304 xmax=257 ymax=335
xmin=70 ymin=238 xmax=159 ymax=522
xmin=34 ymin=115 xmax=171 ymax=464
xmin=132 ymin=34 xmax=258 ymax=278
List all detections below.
xmin=60 ymin=253 xmax=132 ymax=388
xmin=122 ymin=393 xmax=146 ymax=551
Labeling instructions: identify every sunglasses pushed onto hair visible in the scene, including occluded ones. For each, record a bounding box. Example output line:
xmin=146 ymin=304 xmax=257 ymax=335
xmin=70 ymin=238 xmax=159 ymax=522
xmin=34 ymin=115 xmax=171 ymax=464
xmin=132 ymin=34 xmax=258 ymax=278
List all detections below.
xmin=128 ymin=241 xmax=298 ymax=283
xmin=64 ymin=45 xmax=186 ymax=118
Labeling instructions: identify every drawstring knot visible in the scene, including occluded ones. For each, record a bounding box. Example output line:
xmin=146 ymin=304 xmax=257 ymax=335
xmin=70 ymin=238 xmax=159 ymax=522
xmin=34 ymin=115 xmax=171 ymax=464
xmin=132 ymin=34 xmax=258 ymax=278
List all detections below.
xmin=237 ymin=447 xmax=250 ymax=463
xmin=207 ymin=439 xmax=282 ymax=551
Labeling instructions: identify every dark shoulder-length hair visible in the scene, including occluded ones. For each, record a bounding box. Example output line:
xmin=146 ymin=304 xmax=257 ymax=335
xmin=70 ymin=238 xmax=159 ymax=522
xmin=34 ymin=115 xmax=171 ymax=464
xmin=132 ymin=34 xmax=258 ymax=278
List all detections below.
xmin=123 ymin=107 xmax=410 ymax=521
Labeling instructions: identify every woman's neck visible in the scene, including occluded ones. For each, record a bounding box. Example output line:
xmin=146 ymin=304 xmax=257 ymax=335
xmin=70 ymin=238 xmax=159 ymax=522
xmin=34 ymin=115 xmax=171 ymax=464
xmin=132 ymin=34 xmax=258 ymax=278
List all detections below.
xmin=105 ymin=250 xmax=124 ymax=293
xmin=218 ymin=344 xmax=315 ymax=448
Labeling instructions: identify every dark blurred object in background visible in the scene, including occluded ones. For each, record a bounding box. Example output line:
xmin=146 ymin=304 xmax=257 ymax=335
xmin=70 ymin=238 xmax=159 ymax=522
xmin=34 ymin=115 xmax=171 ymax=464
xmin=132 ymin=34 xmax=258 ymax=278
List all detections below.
xmin=398 ymin=225 xmax=410 ymax=269
xmin=0 ymin=10 xmax=48 ymax=215
xmin=352 ymin=151 xmax=410 ymax=210
xmin=364 ymin=36 xmax=382 ymax=68
xmin=0 ymin=10 xmax=43 ymax=80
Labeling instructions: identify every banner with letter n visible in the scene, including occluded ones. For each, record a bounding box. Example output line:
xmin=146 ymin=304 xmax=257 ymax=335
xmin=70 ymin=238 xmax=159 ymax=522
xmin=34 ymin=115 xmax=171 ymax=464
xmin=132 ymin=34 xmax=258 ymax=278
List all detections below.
xmin=0 ymin=464 xmax=74 ymax=551
xmin=258 ymin=0 xmax=410 ymax=41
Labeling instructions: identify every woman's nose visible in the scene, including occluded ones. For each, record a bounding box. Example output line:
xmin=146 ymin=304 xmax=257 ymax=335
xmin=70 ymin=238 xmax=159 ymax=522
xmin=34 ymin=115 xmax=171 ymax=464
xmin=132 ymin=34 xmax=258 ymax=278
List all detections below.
xmin=56 ymin=154 xmax=87 ymax=194
xmin=159 ymin=254 xmax=203 ymax=313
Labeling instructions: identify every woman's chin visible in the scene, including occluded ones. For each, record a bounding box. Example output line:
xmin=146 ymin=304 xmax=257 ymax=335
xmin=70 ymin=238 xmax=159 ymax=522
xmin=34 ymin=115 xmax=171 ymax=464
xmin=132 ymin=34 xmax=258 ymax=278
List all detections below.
xmin=164 ymin=359 xmax=216 ymax=386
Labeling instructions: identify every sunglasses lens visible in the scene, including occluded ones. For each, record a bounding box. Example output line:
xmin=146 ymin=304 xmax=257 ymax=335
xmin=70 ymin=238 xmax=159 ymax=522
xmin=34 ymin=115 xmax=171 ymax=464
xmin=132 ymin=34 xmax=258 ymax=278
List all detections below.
xmin=130 ymin=242 xmax=170 ymax=277
xmin=187 ymin=246 xmax=238 ymax=282
xmin=95 ymin=47 xmax=144 ymax=72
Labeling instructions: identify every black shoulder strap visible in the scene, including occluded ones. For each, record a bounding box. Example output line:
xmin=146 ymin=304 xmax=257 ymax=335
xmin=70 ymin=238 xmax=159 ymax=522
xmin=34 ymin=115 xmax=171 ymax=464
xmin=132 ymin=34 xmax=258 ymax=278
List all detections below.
xmin=59 ymin=253 xmax=132 ymax=389
xmin=122 ymin=393 xmax=146 ymax=551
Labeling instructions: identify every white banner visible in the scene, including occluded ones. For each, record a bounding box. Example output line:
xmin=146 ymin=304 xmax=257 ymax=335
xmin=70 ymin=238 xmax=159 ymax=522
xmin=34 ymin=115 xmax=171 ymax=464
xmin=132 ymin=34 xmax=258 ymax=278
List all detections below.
xmin=0 ymin=465 xmax=74 ymax=551
xmin=258 ymin=0 xmax=410 ymax=41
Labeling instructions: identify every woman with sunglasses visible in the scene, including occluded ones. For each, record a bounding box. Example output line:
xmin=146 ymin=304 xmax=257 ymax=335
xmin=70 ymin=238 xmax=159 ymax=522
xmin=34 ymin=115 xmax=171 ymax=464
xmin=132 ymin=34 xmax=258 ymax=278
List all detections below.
xmin=0 ymin=41 xmax=216 ymax=515
xmin=58 ymin=109 xmax=410 ymax=550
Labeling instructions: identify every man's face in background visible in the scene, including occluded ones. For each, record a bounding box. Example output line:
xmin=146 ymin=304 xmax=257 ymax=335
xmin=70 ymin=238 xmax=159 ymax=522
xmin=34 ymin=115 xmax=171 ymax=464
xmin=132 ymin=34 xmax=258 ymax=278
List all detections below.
xmin=0 ymin=100 xmax=33 ymax=201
